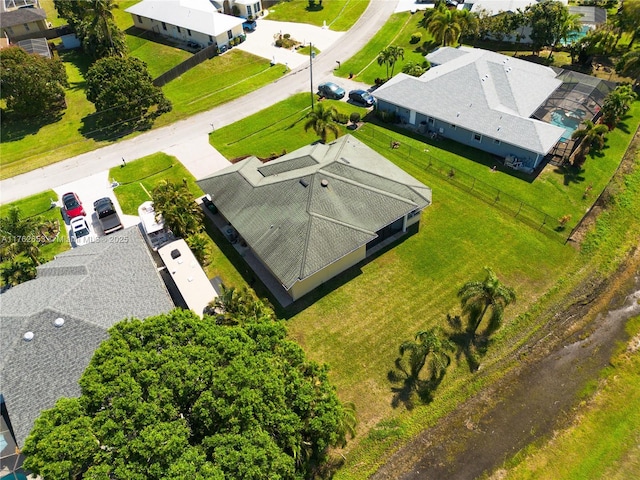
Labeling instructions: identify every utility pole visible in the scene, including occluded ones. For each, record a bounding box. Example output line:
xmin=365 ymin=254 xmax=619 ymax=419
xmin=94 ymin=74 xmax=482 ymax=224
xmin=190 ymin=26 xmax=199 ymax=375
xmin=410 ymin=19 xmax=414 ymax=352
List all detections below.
xmin=310 ymin=43 xmax=315 ymax=110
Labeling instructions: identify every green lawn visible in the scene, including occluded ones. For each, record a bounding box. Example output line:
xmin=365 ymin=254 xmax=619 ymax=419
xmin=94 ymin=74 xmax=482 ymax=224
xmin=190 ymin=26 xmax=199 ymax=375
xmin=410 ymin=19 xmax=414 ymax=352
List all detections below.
xmin=109 ymin=153 xmax=203 ymax=215
xmin=335 ymin=12 xmax=435 ymax=84
xmin=202 ymin=91 xmax=640 ymax=477
xmin=265 ymin=0 xmax=369 ymax=31
xmin=500 ymin=316 xmax=640 ymax=480
xmin=210 ymin=93 xmax=370 ymax=158
xmin=0 ymin=14 xmax=283 ymax=180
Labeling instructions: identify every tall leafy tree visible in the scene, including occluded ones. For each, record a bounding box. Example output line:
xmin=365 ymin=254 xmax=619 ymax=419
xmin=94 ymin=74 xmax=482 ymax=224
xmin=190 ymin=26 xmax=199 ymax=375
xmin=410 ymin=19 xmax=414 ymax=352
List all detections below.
xmin=54 ymin=0 xmax=126 ymax=59
xmin=304 ymin=103 xmax=340 ymax=143
xmin=85 ymin=56 xmax=171 ymax=133
xmin=151 ymin=180 xmax=203 ymax=239
xmin=23 ymin=308 xmax=351 ymax=479
xmin=614 ymin=0 xmax=640 ymax=46
xmin=526 ymin=0 xmax=574 ymax=55
xmin=0 ymin=47 xmax=68 ymax=120
xmin=457 ymin=267 xmax=516 ymax=336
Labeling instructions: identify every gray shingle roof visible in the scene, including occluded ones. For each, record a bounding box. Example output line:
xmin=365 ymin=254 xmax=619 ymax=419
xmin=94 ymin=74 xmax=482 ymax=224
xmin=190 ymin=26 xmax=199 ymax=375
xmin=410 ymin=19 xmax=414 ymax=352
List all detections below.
xmin=569 ymin=6 xmax=607 ymax=24
xmin=0 ymin=227 xmax=174 ymax=446
xmin=0 ymin=7 xmax=46 ymax=28
xmin=198 ymin=135 xmax=431 ymax=290
xmin=374 ymin=46 xmax=566 ymax=155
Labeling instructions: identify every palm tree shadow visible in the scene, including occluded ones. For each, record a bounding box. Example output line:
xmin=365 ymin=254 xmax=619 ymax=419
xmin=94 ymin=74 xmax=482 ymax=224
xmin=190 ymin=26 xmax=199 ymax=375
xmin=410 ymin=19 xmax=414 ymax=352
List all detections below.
xmin=446 ymin=314 xmax=480 ymax=372
xmin=388 ymin=365 xmax=444 ymax=410
xmin=553 ymin=164 xmax=586 ymax=186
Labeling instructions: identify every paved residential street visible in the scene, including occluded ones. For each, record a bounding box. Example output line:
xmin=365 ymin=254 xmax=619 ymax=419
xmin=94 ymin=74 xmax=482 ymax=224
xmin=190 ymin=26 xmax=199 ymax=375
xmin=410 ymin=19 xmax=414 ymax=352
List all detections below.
xmin=0 ymin=0 xmax=398 ymax=204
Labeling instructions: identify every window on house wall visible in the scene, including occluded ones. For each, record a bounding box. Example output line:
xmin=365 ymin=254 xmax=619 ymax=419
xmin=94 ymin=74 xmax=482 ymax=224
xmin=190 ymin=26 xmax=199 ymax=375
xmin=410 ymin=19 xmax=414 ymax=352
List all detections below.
xmin=451 ymin=124 xmax=456 ymax=129
xmin=187 ymin=29 xmax=192 ymax=36
xmin=428 ymin=117 xmax=434 ymax=124
xmin=247 ymin=5 xmax=252 ymax=15
xmin=24 ymin=23 xmax=30 ymax=31
xmin=473 ymin=133 xmax=482 ymax=142
xmin=177 ymin=26 xmax=181 ymax=33
xmin=227 ymin=30 xmax=233 ymax=39
xmin=255 ymin=2 xmax=260 ymax=12
xmin=493 ymin=138 xmax=501 ymax=145
xmin=137 ymin=15 xmax=143 ymax=23
xmin=162 ymin=22 xmax=167 ymax=30
xmin=209 ymin=35 xmax=213 ymax=42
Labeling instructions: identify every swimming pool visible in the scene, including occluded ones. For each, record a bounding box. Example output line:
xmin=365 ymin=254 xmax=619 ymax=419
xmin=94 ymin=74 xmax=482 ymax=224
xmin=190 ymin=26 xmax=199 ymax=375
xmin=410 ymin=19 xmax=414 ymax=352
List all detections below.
xmin=549 ymin=109 xmax=582 ymax=141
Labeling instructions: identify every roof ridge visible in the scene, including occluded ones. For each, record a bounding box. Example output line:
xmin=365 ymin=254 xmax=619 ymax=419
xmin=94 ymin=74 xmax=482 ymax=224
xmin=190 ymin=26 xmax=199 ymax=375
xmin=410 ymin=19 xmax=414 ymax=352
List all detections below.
xmin=319 ymin=166 xmax=420 ymax=206
xmin=308 ymin=211 xmax=376 ymax=235
xmin=297 ymin=174 xmax=316 ymax=285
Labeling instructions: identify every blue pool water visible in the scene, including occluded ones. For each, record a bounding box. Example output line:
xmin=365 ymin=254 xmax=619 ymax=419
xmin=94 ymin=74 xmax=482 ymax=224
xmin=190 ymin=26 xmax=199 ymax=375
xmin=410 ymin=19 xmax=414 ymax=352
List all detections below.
xmin=549 ymin=109 xmax=582 ymax=141
xmin=563 ymin=25 xmax=591 ymax=44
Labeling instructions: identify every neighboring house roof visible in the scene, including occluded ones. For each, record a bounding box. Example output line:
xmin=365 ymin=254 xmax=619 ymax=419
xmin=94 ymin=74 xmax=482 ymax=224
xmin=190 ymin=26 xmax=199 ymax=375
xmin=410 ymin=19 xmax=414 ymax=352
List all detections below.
xmin=568 ymin=6 xmax=607 ymax=25
xmin=0 ymin=227 xmax=174 ymax=446
xmin=469 ymin=0 xmax=567 ymax=15
xmin=0 ymin=7 xmax=46 ymax=28
xmin=16 ymin=37 xmax=50 ymax=58
xmin=374 ymin=46 xmax=565 ymax=156
xmin=198 ymin=135 xmax=432 ymax=291
xmin=125 ymin=0 xmax=243 ymax=37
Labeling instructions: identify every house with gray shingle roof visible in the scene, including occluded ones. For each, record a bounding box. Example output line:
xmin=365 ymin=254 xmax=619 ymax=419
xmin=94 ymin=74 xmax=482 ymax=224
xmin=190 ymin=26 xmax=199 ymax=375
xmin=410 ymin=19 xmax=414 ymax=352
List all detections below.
xmin=0 ymin=6 xmax=48 ymax=40
xmin=0 ymin=227 xmax=174 ymax=470
xmin=373 ymin=46 xmax=586 ymax=171
xmin=198 ymin=135 xmax=432 ymax=303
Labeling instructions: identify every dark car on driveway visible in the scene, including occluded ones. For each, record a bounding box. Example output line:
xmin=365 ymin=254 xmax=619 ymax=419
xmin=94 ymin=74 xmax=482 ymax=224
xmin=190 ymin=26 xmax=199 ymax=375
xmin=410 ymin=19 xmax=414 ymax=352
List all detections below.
xmin=62 ymin=192 xmax=86 ymax=219
xmin=318 ymin=82 xmax=345 ymax=100
xmin=348 ymin=89 xmax=375 ymax=107
xmin=93 ymin=197 xmax=123 ymax=235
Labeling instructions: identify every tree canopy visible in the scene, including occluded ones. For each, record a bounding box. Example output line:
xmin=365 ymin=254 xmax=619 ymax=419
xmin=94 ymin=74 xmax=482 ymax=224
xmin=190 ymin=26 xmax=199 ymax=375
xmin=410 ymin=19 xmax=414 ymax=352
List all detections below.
xmin=54 ymin=0 xmax=127 ymax=59
xmin=151 ymin=180 xmax=204 ymax=239
xmin=0 ymin=47 xmax=68 ymax=120
xmin=23 ymin=308 xmax=352 ymax=479
xmin=85 ymin=56 xmax=171 ymax=133
xmin=526 ymin=1 xmax=579 ymax=55
xmin=304 ymin=103 xmax=340 ymax=143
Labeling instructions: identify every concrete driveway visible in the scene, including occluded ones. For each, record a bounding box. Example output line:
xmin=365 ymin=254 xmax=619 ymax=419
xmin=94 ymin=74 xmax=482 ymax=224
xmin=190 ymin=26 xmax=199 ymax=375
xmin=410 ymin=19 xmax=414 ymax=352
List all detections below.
xmin=53 ymin=171 xmax=139 ymax=247
xmin=236 ymin=18 xmax=344 ymax=69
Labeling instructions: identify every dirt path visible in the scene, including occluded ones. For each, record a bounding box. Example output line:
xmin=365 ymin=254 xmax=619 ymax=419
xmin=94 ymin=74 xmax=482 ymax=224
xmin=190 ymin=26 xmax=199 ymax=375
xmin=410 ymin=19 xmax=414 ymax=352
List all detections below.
xmin=372 ymin=126 xmax=640 ymax=479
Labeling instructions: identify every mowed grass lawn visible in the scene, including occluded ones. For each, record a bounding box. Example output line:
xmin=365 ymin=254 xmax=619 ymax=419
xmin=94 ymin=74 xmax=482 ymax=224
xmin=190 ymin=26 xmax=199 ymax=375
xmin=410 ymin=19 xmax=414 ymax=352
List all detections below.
xmin=0 ymin=9 xmax=282 ymax=180
xmin=335 ymin=12 xmax=435 ymax=84
xmin=211 ymin=93 xmax=370 ymax=158
xmin=501 ymin=316 xmax=640 ymax=480
xmin=109 ymin=153 xmax=245 ymax=288
xmin=265 ymin=0 xmax=369 ymax=31
xmin=207 ymin=93 xmax=594 ymax=475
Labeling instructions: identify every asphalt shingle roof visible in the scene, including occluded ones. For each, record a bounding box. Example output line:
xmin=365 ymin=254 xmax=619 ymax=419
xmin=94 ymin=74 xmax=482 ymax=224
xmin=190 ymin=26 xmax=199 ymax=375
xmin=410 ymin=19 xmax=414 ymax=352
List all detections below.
xmin=198 ymin=135 xmax=432 ymax=290
xmin=0 ymin=227 xmax=174 ymax=446
xmin=0 ymin=7 xmax=46 ymax=28
xmin=374 ymin=46 xmax=566 ymax=156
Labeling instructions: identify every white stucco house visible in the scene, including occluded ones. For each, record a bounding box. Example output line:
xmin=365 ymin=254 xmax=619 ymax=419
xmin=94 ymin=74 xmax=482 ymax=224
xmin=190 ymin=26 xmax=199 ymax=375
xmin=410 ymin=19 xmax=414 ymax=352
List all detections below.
xmin=125 ymin=0 xmax=245 ymax=49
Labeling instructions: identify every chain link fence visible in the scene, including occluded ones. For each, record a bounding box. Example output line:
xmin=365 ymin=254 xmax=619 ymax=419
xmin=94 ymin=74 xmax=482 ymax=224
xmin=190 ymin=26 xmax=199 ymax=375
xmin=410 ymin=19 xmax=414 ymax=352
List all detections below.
xmin=355 ymin=125 xmax=573 ymax=243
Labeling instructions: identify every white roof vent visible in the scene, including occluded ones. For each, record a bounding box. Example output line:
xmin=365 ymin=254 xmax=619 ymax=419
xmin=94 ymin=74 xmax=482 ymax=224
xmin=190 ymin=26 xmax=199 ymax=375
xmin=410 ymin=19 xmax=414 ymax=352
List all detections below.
xmin=53 ymin=317 xmax=65 ymax=327
xmin=23 ymin=331 xmax=34 ymax=341
xmin=321 ymin=179 xmax=329 ymax=187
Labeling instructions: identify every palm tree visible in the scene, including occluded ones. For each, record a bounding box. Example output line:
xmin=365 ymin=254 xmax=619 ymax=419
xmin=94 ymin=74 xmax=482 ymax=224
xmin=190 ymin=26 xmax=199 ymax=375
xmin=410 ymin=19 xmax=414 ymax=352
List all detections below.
xmin=458 ymin=267 xmax=516 ymax=336
xmin=428 ymin=8 xmax=463 ymax=46
xmin=151 ymin=180 xmax=204 ymax=238
xmin=387 ymin=45 xmax=404 ymax=78
xmin=87 ymin=0 xmax=116 ymax=48
xmin=601 ymin=85 xmax=638 ymax=128
xmin=571 ymin=120 xmax=608 ymax=164
xmin=616 ymin=50 xmax=640 ymax=85
xmin=0 ymin=207 xmax=42 ymax=265
xmin=549 ymin=11 xmax=582 ymax=60
xmin=335 ymin=401 xmax=358 ymax=448
xmin=304 ymin=103 xmax=339 ymax=143
xmin=377 ymin=47 xmax=393 ymax=79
